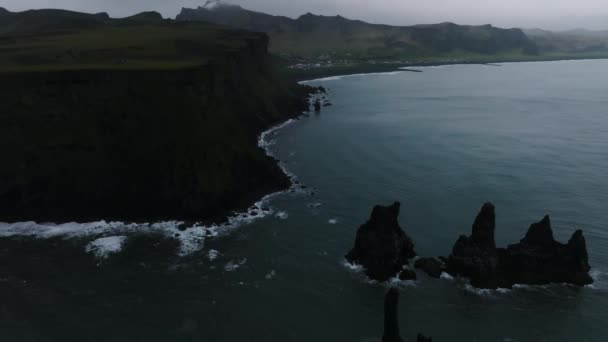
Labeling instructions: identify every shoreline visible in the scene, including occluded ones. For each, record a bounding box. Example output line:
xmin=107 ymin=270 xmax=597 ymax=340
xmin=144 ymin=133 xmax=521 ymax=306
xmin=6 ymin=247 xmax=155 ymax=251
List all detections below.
xmin=291 ymin=55 xmax=608 ymax=83
xmin=0 ymin=94 xmax=318 ymax=256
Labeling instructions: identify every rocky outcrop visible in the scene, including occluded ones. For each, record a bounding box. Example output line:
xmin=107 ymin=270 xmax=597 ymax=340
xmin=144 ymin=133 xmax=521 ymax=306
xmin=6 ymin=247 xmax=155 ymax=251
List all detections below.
xmin=501 ymin=216 xmax=593 ymax=286
xmin=346 ymin=202 xmax=416 ymax=281
xmin=446 ymin=203 xmax=593 ymax=289
xmin=383 ymin=288 xmax=403 ymax=342
xmin=446 ymin=203 xmax=502 ymax=288
xmin=382 ymin=288 xmax=433 ymax=342
xmin=314 ymin=99 xmax=322 ymax=112
xmin=414 ymin=257 xmax=445 ymax=278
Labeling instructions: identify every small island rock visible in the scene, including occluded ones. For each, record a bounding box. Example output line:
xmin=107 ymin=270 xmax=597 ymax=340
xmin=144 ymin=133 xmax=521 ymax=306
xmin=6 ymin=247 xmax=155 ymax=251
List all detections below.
xmin=346 ymin=202 xmax=416 ymax=281
xmin=446 ymin=203 xmax=593 ymax=289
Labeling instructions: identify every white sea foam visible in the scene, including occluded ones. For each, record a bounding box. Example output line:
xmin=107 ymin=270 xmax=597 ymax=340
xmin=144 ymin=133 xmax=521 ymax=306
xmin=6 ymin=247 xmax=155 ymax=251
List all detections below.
xmin=224 ymin=258 xmax=247 ymax=272
xmin=462 ymin=283 xmax=496 ymax=297
xmin=589 ymin=268 xmax=605 ymax=289
xmin=440 ymin=272 xmax=454 ymax=281
xmin=299 ymin=71 xmax=403 ymax=84
xmin=276 ymin=211 xmax=289 ymax=220
xmin=328 ymin=218 xmax=338 ymax=224
xmin=265 ymin=270 xmax=276 ymax=280
xmin=342 ymin=259 xmax=364 ymax=272
xmin=85 ymin=236 xmax=127 ymax=259
xmin=208 ymin=249 xmax=220 ymax=261
xmin=299 ymin=75 xmax=344 ymax=83
xmin=387 ymin=276 xmax=417 ymax=288
xmin=0 ymin=197 xmax=276 ymax=256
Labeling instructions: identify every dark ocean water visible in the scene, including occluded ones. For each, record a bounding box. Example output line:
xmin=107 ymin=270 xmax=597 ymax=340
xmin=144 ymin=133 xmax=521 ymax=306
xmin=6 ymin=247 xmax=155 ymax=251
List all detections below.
xmin=2 ymin=60 xmax=608 ymax=341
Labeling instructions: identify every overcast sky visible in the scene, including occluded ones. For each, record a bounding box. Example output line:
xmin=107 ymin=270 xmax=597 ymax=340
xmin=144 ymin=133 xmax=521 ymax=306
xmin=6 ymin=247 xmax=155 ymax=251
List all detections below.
xmin=2 ymin=0 xmax=608 ymax=30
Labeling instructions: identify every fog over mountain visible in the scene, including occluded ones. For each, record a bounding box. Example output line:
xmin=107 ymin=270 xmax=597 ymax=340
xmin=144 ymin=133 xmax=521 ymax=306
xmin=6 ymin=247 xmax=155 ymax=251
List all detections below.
xmin=2 ymin=0 xmax=608 ymax=30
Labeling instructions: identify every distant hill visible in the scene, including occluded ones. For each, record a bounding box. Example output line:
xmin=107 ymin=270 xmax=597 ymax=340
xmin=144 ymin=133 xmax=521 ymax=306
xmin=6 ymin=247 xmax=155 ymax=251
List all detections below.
xmin=0 ymin=8 xmax=111 ymax=34
xmin=177 ymin=4 xmax=539 ymax=59
xmin=0 ymin=8 xmax=266 ymax=73
xmin=0 ymin=8 xmax=167 ymax=35
xmin=524 ymin=28 xmax=608 ymax=54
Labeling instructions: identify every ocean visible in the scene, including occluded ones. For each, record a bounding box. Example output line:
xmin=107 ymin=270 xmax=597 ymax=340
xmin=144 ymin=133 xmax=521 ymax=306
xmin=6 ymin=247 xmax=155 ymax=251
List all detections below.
xmin=1 ymin=59 xmax=607 ymax=341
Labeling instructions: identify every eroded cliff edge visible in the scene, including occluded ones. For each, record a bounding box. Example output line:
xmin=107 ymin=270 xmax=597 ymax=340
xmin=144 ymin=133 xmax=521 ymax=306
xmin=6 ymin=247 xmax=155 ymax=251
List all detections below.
xmin=0 ymin=21 xmax=312 ymax=222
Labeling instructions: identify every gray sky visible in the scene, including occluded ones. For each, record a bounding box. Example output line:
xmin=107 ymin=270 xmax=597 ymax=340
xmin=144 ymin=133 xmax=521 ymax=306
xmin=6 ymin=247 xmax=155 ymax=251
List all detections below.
xmin=1 ymin=0 xmax=608 ymax=30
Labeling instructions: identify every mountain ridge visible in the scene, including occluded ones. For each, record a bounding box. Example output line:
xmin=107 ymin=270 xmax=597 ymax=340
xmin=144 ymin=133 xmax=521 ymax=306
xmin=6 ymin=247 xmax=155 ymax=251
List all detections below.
xmin=176 ymin=4 xmax=539 ymax=59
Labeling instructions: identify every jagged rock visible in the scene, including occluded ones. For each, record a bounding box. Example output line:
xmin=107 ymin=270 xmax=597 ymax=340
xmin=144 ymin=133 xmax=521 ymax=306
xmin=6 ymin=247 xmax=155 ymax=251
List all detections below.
xmin=346 ymin=202 xmax=416 ymax=281
xmin=447 ymin=202 xmax=502 ymax=288
xmin=382 ymin=288 xmax=403 ymax=342
xmin=399 ymin=269 xmax=417 ymax=281
xmin=314 ymin=99 xmax=321 ymax=112
xmin=446 ymin=203 xmax=593 ymax=289
xmin=414 ymin=257 xmax=444 ymax=278
xmin=417 ymin=334 xmax=433 ymax=342
xmin=471 ymin=202 xmax=496 ymax=250
xmin=502 ymin=216 xmax=592 ymax=286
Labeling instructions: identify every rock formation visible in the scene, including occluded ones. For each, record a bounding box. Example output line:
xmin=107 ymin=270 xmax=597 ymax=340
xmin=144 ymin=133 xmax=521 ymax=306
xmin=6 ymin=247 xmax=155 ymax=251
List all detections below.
xmin=314 ymin=99 xmax=322 ymax=112
xmin=383 ymin=288 xmax=403 ymax=342
xmin=346 ymin=202 xmax=416 ymax=281
xmin=382 ymin=288 xmax=434 ymax=342
xmin=446 ymin=203 xmax=593 ymax=289
xmin=417 ymin=334 xmax=433 ymax=342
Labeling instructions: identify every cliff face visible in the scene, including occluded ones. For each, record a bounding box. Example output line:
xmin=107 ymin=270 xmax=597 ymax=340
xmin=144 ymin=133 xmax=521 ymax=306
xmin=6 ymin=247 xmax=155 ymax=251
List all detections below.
xmin=0 ymin=32 xmax=311 ymax=222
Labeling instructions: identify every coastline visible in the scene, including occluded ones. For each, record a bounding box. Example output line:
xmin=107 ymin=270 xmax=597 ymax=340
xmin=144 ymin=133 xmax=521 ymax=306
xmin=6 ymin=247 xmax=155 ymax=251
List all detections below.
xmin=290 ymin=55 xmax=608 ymax=83
xmin=0 ymin=92 xmax=318 ymax=256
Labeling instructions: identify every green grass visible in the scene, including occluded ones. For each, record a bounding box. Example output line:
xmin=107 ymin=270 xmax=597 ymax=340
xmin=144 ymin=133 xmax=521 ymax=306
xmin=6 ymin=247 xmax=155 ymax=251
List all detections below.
xmin=0 ymin=22 xmax=261 ymax=72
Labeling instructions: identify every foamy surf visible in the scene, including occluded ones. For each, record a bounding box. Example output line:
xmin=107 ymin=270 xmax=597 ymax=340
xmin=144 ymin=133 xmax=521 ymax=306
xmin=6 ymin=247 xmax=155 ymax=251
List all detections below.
xmin=299 ymin=71 xmax=403 ymax=84
xmin=275 ymin=211 xmax=289 ymax=220
xmin=85 ymin=236 xmax=128 ymax=259
xmin=207 ymin=249 xmax=220 ymax=261
xmin=342 ymin=259 xmax=364 ymax=272
xmin=224 ymin=258 xmax=247 ymax=272
xmin=386 ymin=276 xmax=417 ymax=288
xmin=587 ymin=269 xmax=606 ymax=290
xmin=265 ymin=270 xmax=276 ymax=280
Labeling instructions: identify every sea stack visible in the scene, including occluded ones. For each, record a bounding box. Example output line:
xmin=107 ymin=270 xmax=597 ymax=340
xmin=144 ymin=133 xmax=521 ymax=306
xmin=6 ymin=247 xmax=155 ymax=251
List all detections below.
xmin=382 ymin=288 xmax=403 ymax=342
xmin=446 ymin=202 xmax=502 ymax=288
xmin=346 ymin=202 xmax=416 ymax=281
xmin=314 ymin=99 xmax=322 ymax=112
xmin=417 ymin=334 xmax=433 ymax=342
xmin=446 ymin=203 xmax=593 ymax=289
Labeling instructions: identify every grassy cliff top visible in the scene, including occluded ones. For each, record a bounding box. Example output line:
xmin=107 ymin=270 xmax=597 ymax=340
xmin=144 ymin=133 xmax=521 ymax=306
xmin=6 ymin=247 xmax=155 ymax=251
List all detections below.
xmin=0 ymin=8 xmax=267 ymax=72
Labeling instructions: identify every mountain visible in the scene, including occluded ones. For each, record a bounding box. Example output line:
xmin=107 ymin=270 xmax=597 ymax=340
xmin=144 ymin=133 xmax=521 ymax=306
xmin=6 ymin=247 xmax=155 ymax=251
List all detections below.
xmin=0 ymin=8 xmax=312 ymax=222
xmin=177 ymin=4 xmax=539 ymax=59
